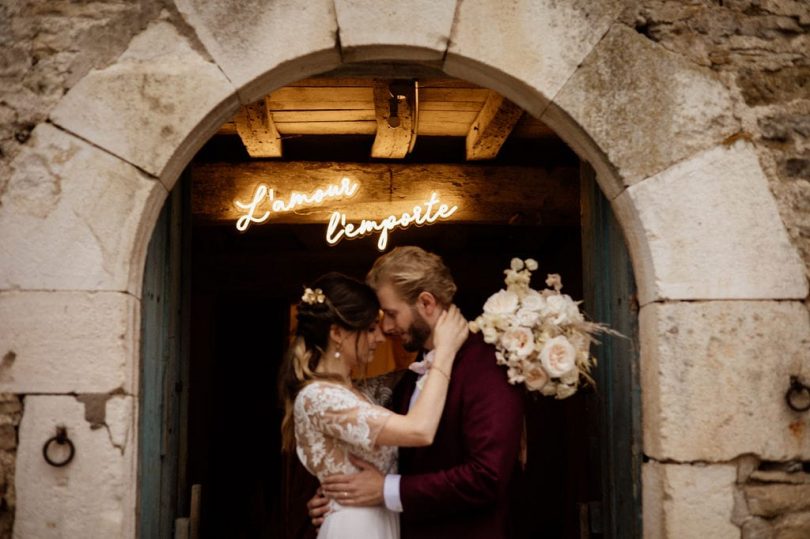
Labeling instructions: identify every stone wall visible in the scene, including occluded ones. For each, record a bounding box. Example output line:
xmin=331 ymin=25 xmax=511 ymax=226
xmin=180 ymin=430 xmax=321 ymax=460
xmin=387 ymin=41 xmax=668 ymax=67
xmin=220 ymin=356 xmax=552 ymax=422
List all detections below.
xmin=628 ymin=2 xmax=810 ymax=537
xmin=0 ymin=1 xmax=808 ymax=538
xmin=735 ymin=457 xmax=810 ymax=538
xmin=0 ymin=395 xmax=22 ymax=537
xmin=624 ymin=0 xmax=810 ymax=288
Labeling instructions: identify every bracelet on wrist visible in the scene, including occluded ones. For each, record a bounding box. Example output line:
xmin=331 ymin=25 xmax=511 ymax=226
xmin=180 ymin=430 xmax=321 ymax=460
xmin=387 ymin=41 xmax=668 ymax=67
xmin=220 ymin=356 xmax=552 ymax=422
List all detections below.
xmin=431 ymin=365 xmax=451 ymax=382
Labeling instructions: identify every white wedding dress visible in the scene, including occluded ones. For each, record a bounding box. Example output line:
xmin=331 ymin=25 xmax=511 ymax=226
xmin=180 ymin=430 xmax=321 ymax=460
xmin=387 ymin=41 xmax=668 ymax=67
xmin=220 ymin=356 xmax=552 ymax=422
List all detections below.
xmin=294 ymin=381 xmax=399 ymax=539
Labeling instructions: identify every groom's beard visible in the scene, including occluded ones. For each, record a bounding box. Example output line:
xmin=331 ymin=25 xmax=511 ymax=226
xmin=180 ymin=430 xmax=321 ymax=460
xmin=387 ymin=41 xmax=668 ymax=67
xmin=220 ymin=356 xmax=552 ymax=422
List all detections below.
xmin=402 ymin=308 xmax=432 ymax=353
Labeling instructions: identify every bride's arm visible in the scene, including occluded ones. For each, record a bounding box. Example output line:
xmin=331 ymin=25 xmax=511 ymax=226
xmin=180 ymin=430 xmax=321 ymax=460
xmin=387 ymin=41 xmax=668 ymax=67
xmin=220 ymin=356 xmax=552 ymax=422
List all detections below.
xmin=374 ymin=305 xmax=468 ymax=447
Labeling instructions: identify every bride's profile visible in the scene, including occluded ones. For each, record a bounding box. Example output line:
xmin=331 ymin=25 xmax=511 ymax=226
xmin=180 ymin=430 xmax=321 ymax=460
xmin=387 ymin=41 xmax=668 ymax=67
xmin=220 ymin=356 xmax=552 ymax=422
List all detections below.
xmin=278 ymin=272 xmax=467 ymax=539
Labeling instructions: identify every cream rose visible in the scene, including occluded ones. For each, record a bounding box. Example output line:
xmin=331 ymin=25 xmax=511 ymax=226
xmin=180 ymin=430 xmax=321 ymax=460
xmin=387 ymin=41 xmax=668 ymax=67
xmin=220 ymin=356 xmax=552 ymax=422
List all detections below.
xmin=501 ymin=326 xmax=535 ymax=357
xmin=516 ymin=308 xmax=540 ymax=327
xmin=525 ymin=258 xmax=538 ymax=271
xmin=483 ymin=289 xmax=518 ymax=316
xmin=524 ymin=365 xmax=549 ymax=391
xmin=510 ymin=258 xmax=524 ymax=271
xmin=521 ymin=291 xmax=546 ymax=312
xmin=540 ymin=336 xmax=577 ymax=377
xmin=543 ymin=295 xmax=583 ymax=325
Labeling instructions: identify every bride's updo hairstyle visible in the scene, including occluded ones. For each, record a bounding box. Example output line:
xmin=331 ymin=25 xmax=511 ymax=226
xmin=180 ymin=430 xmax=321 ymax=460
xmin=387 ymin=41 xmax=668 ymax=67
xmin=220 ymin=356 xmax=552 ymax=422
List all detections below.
xmin=279 ymin=272 xmax=380 ymax=453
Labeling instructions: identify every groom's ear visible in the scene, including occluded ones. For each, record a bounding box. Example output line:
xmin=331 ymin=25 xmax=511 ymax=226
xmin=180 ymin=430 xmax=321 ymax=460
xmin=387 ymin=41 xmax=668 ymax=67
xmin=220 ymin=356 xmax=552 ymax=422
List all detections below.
xmin=415 ymin=291 xmax=438 ymax=319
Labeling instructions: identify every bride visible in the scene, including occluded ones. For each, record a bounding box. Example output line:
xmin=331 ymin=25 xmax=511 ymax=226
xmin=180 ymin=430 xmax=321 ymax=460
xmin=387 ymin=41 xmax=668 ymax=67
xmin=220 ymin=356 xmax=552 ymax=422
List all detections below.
xmin=279 ymin=272 xmax=467 ymax=539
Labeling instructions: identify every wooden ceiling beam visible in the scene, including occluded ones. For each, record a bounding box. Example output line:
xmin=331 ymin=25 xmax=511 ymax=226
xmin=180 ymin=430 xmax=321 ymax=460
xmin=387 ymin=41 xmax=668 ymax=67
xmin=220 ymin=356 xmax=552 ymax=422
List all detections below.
xmin=465 ymin=92 xmax=523 ymax=160
xmin=234 ymin=98 xmax=282 ymax=158
xmin=371 ymin=80 xmax=416 ymax=159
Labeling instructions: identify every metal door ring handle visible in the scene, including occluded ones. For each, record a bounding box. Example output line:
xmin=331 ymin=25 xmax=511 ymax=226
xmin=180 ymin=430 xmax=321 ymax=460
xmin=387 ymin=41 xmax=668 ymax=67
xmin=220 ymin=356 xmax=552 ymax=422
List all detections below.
xmin=42 ymin=426 xmax=75 ymax=467
xmin=785 ymin=376 xmax=810 ymax=413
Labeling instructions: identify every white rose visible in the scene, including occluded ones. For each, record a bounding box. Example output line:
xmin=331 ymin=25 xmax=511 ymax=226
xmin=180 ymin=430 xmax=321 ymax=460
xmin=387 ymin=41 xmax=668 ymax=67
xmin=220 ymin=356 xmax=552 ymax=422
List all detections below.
xmin=524 ymin=365 xmax=549 ymax=391
xmin=483 ymin=289 xmax=519 ymax=315
xmin=521 ymin=291 xmax=546 ymax=312
xmin=468 ymin=320 xmax=480 ymax=333
xmin=500 ymin=327 xmax=535 ymax=357
xmin=525 ymin=258 xmax=538 ymax=271
xmin=510 ymin=258 xmax=524 ymax=271
xmin=542 ymin=295 xmax=583 ymax=325
xmin=516 ymin=308 xmax=540 ymax=327
xmin=540 ymin=336 xmax=577 ymax=377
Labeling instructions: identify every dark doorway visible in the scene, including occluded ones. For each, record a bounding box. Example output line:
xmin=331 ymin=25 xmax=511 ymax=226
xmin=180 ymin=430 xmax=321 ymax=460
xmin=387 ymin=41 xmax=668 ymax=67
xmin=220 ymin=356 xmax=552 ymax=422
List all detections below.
xmin=139 ymin=75 xmax=640 ymax=539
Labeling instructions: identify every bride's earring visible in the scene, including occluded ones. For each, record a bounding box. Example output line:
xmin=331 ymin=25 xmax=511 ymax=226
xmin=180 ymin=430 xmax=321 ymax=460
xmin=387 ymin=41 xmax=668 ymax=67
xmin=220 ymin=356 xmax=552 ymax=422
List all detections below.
xmin=334 ymin=341 xmax=342 ymax=359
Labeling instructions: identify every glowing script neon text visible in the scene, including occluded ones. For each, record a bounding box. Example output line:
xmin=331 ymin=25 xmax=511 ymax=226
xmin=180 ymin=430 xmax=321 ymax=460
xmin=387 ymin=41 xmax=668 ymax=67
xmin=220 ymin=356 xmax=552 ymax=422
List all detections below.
xmin=325 ymin=192 xmax=458 ymax=251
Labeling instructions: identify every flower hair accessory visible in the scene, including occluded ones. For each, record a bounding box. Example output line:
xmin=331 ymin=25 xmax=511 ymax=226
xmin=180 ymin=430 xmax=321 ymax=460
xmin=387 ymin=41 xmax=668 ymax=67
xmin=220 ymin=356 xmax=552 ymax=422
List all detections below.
xmin=469 ymin=258 xmax=618 ymax=399
xmin=301 ymin=287 xmax=326 ymax=305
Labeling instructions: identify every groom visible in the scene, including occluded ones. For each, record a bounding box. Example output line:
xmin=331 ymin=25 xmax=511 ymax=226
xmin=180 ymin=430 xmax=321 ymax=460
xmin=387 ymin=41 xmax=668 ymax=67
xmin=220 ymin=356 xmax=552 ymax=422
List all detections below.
xmin=310 ymin=246 xmax=525 ymax=538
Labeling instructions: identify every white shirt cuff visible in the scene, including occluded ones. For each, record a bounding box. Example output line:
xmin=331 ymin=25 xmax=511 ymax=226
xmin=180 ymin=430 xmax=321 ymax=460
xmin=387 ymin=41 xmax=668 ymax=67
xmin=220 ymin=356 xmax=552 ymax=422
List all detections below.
xmin=383 ymin=474 xmax=404 ymax=512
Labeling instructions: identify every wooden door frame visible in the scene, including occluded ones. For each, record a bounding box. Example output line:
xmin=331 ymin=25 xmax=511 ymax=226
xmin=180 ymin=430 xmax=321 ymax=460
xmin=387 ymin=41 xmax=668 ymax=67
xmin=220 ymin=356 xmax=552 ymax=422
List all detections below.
xmin=581 ymin=163 xmax=643 ymax=537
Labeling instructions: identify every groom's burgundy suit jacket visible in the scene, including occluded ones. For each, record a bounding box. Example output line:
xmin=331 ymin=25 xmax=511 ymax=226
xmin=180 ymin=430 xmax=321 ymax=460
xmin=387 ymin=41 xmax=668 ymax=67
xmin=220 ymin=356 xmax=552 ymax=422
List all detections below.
xmin=391 ymin=332 xmax=525 ymax=539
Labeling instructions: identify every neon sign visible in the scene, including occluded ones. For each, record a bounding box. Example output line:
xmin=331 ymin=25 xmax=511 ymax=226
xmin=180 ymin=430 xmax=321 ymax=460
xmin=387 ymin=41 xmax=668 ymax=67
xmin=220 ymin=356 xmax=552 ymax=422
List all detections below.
xmin=234 ymin=180 xmax=458 ymax=250
xmin=326 ymin=192 xmax=457 ymax=251
xmin=234 ymin=177 xmax=359 ymax=232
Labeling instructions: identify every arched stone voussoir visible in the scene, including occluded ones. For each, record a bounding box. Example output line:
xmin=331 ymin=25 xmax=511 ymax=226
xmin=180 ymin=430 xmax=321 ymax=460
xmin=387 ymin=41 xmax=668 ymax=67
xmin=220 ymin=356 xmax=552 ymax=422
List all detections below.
xmin=613 ymin=143 xmax=808 ymax=305
xmin=0 ymin=124 xmax=167 ymax=296
xmin=546 ymin=23 xmax=740 ymax=198
xmin=174 ymin=0 xmax=341 ymax=104
xmin=335 ymin=0 xmax=457 ymax=63
xmin=49 ymin=19 xmax=240 ymax=190
xmin=0 ymin=291 xmax=139 ymax=395
xmin=640 ymin=300 xmax=810 ymax=462
xmin=445 ymin=0 xmax=625 ymax=119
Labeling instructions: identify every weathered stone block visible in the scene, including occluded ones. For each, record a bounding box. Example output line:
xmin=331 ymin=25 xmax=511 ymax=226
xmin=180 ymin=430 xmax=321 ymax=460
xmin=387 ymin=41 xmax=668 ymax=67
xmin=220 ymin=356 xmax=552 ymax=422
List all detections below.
xmin=742 ymin=517 xmax=773 ymax=539
xmin=174 ymin=0 xmax=340 ymax=103
xmin=773 ymin=511 xmax=810 ymax=539
xmin=334 ymin=0 xmax=455 ymax=62
xmin=0 ymin=291 xmax=138 ymax=394
xmin=613 ymin=143 xmax=808 ymax=304
xmin=49 ymin=20 xmax=239 ymax=187
xmin=0 ymin=124 xmax=166 ymax=296
xmin=15 ymin=395 xmax=134 ymax=539
xmin=446 ymin=0 xmax=624 ymax=118
xmin=546 ymin=24 xmax=739 ymax=196
xmin=745 ymin=484 xmax=810 ymax=517
xmin=643 ymin=461 xmax=738 ymax=538
xmin=641 ymin=301 xmax=810 ymax=462
xmin=0 ymin=426 xmax=15 ymax=451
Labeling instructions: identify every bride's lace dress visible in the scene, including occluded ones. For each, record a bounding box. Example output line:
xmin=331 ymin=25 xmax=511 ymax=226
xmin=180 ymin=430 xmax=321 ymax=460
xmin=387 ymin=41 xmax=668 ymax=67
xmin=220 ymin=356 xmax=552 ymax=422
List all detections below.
xmin=295 ymin=381 xmax=399 ymax=539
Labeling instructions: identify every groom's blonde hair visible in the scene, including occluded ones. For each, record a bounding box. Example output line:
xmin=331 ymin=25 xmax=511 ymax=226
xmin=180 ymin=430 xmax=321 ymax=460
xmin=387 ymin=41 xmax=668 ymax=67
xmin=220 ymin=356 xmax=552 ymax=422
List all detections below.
xmin=367 ymin=246 xmax=457 ymax=307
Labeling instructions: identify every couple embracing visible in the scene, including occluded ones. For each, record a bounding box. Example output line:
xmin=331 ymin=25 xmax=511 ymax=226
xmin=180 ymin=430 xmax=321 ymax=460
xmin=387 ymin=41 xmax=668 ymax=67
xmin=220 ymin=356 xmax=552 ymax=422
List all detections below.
xmin=279 ymin=246 xmax=525 ymax=539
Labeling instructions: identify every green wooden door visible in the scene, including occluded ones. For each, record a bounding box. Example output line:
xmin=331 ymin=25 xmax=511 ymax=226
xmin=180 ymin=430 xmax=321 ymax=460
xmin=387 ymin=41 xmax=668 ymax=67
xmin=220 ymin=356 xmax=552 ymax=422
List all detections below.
xmin=581 ymin=164 xmax=642 ymax=538
xmin=138 ymin=179 xmax=190 ymax=538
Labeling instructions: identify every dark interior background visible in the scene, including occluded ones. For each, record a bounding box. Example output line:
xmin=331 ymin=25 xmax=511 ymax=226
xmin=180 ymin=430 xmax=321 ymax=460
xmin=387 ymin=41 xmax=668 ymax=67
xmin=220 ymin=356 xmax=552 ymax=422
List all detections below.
xmin=186 ymin=134 xmax=602 ymax=538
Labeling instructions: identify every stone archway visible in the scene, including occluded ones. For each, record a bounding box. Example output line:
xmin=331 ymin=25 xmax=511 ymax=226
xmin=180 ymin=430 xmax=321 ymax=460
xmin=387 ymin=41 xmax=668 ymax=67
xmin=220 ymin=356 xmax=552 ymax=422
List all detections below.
xmin=1 ymin=2 xmax=807 ymax=537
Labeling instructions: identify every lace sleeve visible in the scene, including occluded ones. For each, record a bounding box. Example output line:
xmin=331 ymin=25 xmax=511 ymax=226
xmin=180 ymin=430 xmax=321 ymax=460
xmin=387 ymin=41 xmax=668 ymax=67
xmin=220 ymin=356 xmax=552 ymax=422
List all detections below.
xmin=298 ymin=382 xmax=393 ymax=450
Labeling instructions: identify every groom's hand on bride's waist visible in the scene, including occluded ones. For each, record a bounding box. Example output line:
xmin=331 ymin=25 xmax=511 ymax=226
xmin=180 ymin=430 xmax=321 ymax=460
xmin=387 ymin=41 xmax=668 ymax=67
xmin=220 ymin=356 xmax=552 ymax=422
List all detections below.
xmin=321 ymin=455 xmax=385 ymax=507
xmin=307 ymin=488 xmax=330 ymax=528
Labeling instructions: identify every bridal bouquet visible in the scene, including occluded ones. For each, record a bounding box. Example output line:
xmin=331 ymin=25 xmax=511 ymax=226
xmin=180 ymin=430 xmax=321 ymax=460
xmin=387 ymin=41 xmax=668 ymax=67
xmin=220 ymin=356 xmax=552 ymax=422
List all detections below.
xmin=469 ymin=258 xmax=614 ymax=399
